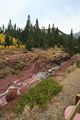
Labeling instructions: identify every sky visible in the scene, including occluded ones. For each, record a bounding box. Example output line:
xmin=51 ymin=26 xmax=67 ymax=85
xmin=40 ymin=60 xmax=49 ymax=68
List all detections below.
xmin=0 ymin=0 xmax=80 ymax=34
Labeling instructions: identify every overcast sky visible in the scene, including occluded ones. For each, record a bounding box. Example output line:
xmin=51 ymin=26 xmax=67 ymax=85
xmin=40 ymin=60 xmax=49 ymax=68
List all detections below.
xmin=0 ymin=0 xmax=80 ymax=34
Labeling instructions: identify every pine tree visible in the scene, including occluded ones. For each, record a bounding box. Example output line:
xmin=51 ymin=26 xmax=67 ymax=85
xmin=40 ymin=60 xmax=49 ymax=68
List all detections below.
xmin=25 ymin=15 xmax=31 ymax=39
xmin=51 ymin=24 xmax=55 ymax=46
xmin=47 ymin=24 xmax=52 ymax=47
xmin=14 ymin=24 xmax=16 ymax=31
xmin=8 ymin=19 xmax=13 ymax=32
xmin=35 ymin=19 xmax=39 ymax=29
xmin=40 ymin=27 xmax=47 ymax=49
xmin=6 ymin=19 xmax=13 ymax=37
xmin=4 ymin=34 xmax=11 ymax=47
xmin=33 ymin=18 xmax=41 ymax=48
xmin=25 ymin=15 xmax=33 ymax=50
xmin=0 ymin=27 xmax=2 ymax=33
xmin=54 ymin=27 xmax=59 ymax=46
xmin=2 ymin=24 xmax=5 ymax=32
xmin=25 ymin=36 xmax=33 ymax=51
xmin=68 ymin=29 xmax=73 ymax=54
xmin=78 ymin=36 xmax=80 ymax=52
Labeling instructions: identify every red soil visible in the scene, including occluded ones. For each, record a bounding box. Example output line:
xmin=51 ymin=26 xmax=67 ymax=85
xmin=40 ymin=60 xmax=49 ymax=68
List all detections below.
xmin=0 ymin=49 xmax=80 ymax=111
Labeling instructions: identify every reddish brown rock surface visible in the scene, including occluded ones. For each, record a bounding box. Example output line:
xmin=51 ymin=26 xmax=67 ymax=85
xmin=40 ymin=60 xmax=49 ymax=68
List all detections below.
xmin=0 ymin=48 xmax=79 ymax=108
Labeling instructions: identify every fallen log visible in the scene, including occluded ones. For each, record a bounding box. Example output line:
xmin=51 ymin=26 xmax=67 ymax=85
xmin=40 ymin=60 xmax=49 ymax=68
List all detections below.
xmin=66 ymin=96 xmax=80 ymax=120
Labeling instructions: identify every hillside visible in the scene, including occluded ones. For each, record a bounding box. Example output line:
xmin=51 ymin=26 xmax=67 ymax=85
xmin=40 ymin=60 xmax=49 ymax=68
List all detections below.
xmin=0 ymin=47 xmax=69 ymax=96
xmin=0 ymin=47 xmax=80 ymax=119
xmin=73 ymin=31 xmax=80 ymax=38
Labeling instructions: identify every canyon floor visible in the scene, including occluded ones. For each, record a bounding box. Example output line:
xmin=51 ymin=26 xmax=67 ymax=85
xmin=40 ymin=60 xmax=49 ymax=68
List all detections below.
xmin=0 ymin=48 xmax=80 ymax=120
xmin=17 ymin=68 xmax=80 ymax=120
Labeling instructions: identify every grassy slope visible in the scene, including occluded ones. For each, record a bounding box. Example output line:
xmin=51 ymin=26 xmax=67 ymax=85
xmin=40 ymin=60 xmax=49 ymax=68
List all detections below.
xmin=15 ymin=78 xmax=62 ymax=114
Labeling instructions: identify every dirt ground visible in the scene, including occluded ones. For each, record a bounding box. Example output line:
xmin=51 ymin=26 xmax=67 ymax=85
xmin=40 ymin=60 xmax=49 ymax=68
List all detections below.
xmin=0 ymin=48 xmax=80 ymax=120
xmin=19 ymin=68 xmax=80 ymax=120
xmin=46 ymin=68 xmax=80 ymax=120
xmin=0 ymin=68 xmax=80 ymax=120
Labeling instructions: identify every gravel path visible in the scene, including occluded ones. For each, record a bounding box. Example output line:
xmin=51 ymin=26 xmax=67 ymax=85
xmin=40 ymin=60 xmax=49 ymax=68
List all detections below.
xmin=28 ymin=68 xmax=80 ymax=120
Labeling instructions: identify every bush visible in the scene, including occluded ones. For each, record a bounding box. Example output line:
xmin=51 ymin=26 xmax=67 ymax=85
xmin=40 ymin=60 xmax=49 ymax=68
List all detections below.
xmin=15 ymin=78 xmax=62 ymax=114
xmin=76 ymin=61 xmax=80 ymax=67
xmin=0 ymin=60 xmax=7 ymax=69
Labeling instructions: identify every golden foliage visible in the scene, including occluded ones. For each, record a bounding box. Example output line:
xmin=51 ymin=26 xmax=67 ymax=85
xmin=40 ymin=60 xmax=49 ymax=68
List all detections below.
xmin=0 ymin=34 xmax=5 ymax=43
xmin=0 ymin=34 xmax=23 ymax=49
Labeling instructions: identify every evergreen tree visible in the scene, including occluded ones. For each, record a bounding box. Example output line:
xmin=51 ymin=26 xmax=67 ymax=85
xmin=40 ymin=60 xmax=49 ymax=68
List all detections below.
xmin=13 ymin=24 xmax=17 ymax=38
xmin=25 ymin=35 xmax=33 ymax=51
xmin=1 ymin=14 xmax=79 ymax=53
xmin=68 ymin=29 xmax=73 ymax=54
xmin=40 ymin=27 xmax=47 ymax=49
xmin=8 ymin=19 xmax=13 ymax=32
xmin=25 ymin=15 xmax=31 ymax=40
xmin=6 ymin=19 xmax=13 ymax=37
xmin=78 ymin=36 xmax=80 ymax=52
xmin=58 ymin=34 xmax=66 ymax=47
xmin=47 ymin=24 xmax=52 ymax=47
xmin=51 ymin=24 xmax=55 ymax=46
xmin=0 ymin=27 xmax=3 ymax=33
xmin=54 ymin=27 xmax=59 ymax=46
xmin=2 ymin=24 xmax=5 ymax=32
xmin=4 ymin=34 xmax=11 ymax=47
xmin=25 ymin=15 xmax=33 ymax=50
xmin=14 ymin=24 xmax=16 ymax=31
xmin=8 ymin=19 xmax=13 ymax=30
xmin=35 ymin=19 xmax=39 ymax=29
xmin=33 ymin=19 xmax=41 ymax=48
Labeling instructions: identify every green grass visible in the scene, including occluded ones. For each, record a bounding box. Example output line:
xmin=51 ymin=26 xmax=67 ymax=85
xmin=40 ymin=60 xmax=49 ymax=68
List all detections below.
xmin=15 ymin=78 xmax=62 ymax=114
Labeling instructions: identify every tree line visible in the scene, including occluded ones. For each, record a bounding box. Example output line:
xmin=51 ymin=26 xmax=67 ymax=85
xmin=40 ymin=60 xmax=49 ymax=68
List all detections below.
xmin=0 ymin=15 xmax=80 ymax=54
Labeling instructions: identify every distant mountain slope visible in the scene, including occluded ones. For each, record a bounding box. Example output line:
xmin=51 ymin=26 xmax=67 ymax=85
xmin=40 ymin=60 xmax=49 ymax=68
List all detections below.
xmin=73 ymin=31 xmax=80 ymax=38
xmin=42 ymin=28 xmax=67 ymax=36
